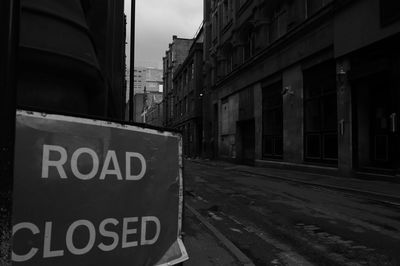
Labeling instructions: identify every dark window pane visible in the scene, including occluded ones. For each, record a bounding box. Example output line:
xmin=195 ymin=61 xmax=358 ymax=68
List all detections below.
xmin=263 ymin=136 xmax=273 ymax=156
xmin=322 ymin=95 xmax=337 ymax=130
xmin=380 ymin=0 xmax=400 ymax=25
xmin=323 ymin=133 xmax=338 ymax=159
xmin=262 ymin=82 xmax=283 ymax=158
xmin=322 ymin=82 xmax=336 ymax=93
xmin=274 ymin=108 xmax=283 ymax=133
xmin=305 ymin=86 xmax=321 ymax=99
xmin=304 ymin=61 xmax=337 ymax=163
xmin=263 ymin=111 xmax=274 ymax=134
xmin=307 ymin=0 xmax=323 ymax=16
xmin=305 ymin=100 xmax=321 ymax=131
xmin=306 ymin=134 xmax=321 ymax=158
xmin=274 ymin=136 xmax=283 ymax=156
xmin=375 ymin=135 xmax=389 ymax=161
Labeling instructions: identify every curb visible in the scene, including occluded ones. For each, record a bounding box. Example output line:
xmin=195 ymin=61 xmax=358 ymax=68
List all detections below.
xmin=185 ymin=203 xmax=255 ymax=266
xmin=189 ymin=160 xmax=400 ymax=204
xmin=237 ymin=169 xmax=400 ymax=205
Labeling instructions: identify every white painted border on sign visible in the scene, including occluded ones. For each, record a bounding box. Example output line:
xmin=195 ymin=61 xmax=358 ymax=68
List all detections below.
xmin=16 ymin=110 xmax=181 ymax=138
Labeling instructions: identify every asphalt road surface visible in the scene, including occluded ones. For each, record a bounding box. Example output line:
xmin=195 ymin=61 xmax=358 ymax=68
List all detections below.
xmin=183 ymin=160 xmax=400 ymax=266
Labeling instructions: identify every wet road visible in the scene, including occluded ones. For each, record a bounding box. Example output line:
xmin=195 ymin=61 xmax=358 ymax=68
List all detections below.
xmin=183 ymin=160 xmax=400 ymax=266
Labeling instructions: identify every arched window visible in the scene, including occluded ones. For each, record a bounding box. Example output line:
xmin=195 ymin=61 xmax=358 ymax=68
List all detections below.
xmin=239 ymin=21 xmax=256 ymax=61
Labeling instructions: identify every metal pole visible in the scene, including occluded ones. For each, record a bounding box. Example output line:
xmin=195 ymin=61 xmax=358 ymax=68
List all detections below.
xmin=1 ymin=0 xmax=19 ymax=192
xmin=129 ymin=0 xmax=135 ymax=122
xmin=1 ymin=0 xmax=20 ymax=263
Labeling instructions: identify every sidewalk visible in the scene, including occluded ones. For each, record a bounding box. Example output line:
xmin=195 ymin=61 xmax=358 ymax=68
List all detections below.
xmin=189 ymin=159 xmax=400 ymax=202
xmin=182 ymin=204 xmax=254 ymax=266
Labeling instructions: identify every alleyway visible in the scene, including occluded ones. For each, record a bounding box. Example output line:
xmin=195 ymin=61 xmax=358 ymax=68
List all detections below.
xmin=183 ymin=160 xmax=400 ymax=266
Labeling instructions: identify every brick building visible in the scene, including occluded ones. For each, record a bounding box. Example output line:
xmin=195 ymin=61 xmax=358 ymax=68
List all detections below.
xmin=133 ymin=90 xmax=163 ymax=124
xmin=145 ymin=101 xmax=164 ymax=127
xmin=133 ymin=67 xmax=163 ymax=94
xmin=170 ymin=28 xmax=204 ymax=157
xmin=162 ymin=36 xmax=193 ymax=127
xmin=202 ymin=0 xmax=400 ymax=178
xmin=133 ymin=93 xmax=145 ymax=122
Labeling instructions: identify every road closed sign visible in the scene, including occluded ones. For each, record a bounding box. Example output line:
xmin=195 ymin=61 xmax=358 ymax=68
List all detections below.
xmin=11 ymin=110 xmax=188 ymax=265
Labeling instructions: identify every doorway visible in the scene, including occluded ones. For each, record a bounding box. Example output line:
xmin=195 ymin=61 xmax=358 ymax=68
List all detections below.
xmin=353 ymin=71 xmax=399 ymax=174
xmin=237 ymin=119 xmax=255 ymax=165
xmin=303 ymin=61 xmax=338 ymax=164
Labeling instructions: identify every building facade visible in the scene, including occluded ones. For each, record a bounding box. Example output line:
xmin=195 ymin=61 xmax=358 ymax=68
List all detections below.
xmin=133 ymin=93 xmax=145 ymax=123
xmin=170 ymin=29 xmax=204 ymax=158
xmin=162 ymin=36 xmax=194 ymax=127
xmin=142 ymin=91 xmax=163 ymax=124
xmin=202 ymin=0 xmax=400 ymax=178
xmin=133 ymin=67 xmax=163 ymax=94
xmin=133 ymin=67 xmax=146 ymax=93
xmin=145 ymin=100 xmax=164 ymax=127
xmin=133 ymin=90 xmax=163 ymax=124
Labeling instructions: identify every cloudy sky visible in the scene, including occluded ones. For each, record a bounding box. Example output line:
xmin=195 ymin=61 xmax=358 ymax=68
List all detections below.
xmin=125 ymin=0 xmax=203 ymax=69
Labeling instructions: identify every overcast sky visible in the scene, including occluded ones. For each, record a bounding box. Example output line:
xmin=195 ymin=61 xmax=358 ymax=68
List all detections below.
xmin=125 ymin=0 xmax=203 ymax=69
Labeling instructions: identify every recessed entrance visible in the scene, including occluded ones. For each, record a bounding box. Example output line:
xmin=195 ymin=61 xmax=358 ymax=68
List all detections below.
xmin=237 ymin=119 xmax=255 ymax=165
xmin=303 ymin=61 xmax=338 ymax=164
xmin=353 ymin=71 xmax=399 ymax=174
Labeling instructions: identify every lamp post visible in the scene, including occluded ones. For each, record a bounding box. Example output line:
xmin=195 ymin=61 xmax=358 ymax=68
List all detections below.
xmin=129 ymin=0 xmax=136 ymax=122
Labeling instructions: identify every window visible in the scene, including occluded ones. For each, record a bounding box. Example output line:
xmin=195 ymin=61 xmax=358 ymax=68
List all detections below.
xmin=304 ymin=61 xmax=337 ymax=164
xmin=243 ymin=31 xmax=256 ymax=60
xmin=270 ymin=8 xmax=287 ymax=42
xmin=305 ymin=0 xmax=331 ymax=18
xmin=171 ymin=51 xmax=175 ymax=62
xmin=217 ymin=61 xmax=225 ymax=80
xmin=186 ymin=70 xmax=189 ymax=88
xmin=170 ymin=98 xmax=174 ymax=119
xmin=191 ymin=97 xmax=195 ymax=112
xmin=211 ymin=0 xmax=216 ymax=9
xmin=262 ymin=82 xmax=283 ymax=159
xmin=180 ymin=77 xmax=184 ymax=91
xmin=380 ymin=0 xmax=400 ymax=25
xmin=238 ymin=0 xmax=248 ymax=9
xmin=226 ymin=52 xmax=233 ymax=73
xmin=212 ymin=12 xmax=219 ymax=41
xmin=222 ymin=0 xmax=232 ymax=28
xmin=174 ymin=103 xmax=178 ymax=118
xmin=221 ymin=99 xmax=229 ymax=134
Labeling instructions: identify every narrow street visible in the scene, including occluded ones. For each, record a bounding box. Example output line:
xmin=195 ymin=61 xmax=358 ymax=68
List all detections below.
xmin=183 ymin=160 xmax=400 ymax=266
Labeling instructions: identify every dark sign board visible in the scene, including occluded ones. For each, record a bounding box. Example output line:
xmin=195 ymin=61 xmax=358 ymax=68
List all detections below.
xmin=11 ymin=110 xmax=188 ymax=265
